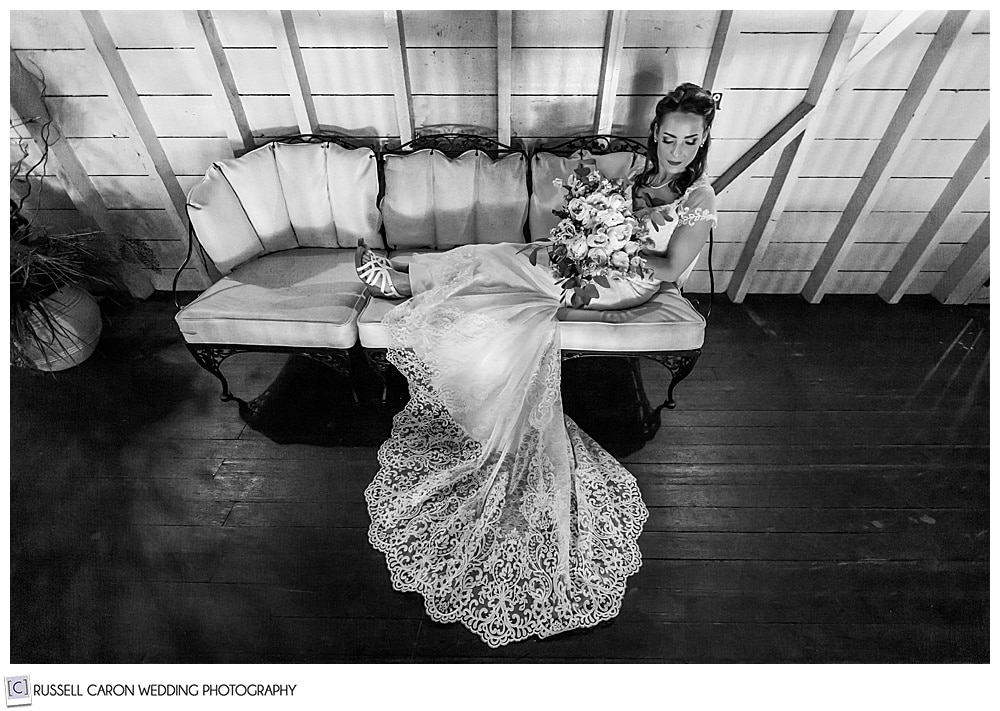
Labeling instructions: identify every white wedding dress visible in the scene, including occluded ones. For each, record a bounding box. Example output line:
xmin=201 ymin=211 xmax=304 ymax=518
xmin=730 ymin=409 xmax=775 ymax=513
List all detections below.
xmin=364 ymin=243 xmax=648 ymax=647
xmin=364 ymin=176 xmax=715 ymax=647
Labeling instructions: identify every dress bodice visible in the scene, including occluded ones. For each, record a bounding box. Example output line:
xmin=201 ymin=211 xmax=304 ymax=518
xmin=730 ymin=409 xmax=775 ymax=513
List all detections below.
xmin=629 ymin=174 xmax=717 ymax=288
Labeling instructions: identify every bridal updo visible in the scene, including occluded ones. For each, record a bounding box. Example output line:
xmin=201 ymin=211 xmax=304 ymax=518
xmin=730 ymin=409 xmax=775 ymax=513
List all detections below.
xmin=639 ymin=82 xmax=716 ymax=196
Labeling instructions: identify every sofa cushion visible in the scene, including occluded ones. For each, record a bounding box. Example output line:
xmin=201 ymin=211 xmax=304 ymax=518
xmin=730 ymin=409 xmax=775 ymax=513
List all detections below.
xmin=381 ymin=149 xmax=528 ymax=249
xmin=358 ymin=282 xmax=704 ymax=352
xmin=186 ymin=141 xmax=383 ymax=274
xmin=357 ymin=296 xmax=407 ymax=349
xmin=556 ymin=283 xmax=705 ymax=352
xmin=529 ymin=150 xmax=645 ymax=242
xmin=175 ymin=248 xmax=367 ymax=349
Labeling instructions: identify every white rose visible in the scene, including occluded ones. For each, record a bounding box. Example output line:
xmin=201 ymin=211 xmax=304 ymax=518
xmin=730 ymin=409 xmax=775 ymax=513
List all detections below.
xmin=599 ymin=209 xmax=624 ymax=227
xmin=568 ymin=238 xmax=589 ymax=259
xmin=586 ymin=194 xmax=610 ymax=211
xmin=606 ymin=224 xmax=629 ymax=249
xmin=568 ymin=198 xmax=589 ymax=221
xmin=588 ymin=247 xmax=610 ymax=265
xmin=586 ymin=232 xmax=609 ymax=248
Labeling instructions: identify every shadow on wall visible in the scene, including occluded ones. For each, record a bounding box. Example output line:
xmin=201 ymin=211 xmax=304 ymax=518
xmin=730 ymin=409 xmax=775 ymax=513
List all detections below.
xmin=618 ymin=52 xmax=670 ymax=138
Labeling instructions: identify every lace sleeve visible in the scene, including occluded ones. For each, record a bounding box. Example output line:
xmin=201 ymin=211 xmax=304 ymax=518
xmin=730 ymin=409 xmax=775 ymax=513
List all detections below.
xmin=676 ymin=183 xmax=717 ymax=228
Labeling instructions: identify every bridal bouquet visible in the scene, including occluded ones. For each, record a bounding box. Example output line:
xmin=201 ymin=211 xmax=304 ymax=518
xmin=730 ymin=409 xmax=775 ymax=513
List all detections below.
xmin=524 ymin=162 xmax=653 ymax=308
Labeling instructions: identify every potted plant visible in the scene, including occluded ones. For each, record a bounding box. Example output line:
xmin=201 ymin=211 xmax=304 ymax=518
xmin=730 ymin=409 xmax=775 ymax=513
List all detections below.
xmin=10 ymin=200 xmax=160 ymax=371
xmin=11 ymin=92 xmax=161 ymax=371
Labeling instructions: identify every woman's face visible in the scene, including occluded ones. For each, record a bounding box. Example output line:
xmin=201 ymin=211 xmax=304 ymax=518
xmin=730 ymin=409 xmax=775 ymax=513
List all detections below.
xmin=655 ymin=111 xmax=707 ymax=177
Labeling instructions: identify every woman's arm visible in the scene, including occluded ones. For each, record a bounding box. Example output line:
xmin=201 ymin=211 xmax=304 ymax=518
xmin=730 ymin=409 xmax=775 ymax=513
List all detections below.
xmin=641 ymin=186 xmax=716 ymax=284
xmin=641 ymin=219 xmax=710 ymax=283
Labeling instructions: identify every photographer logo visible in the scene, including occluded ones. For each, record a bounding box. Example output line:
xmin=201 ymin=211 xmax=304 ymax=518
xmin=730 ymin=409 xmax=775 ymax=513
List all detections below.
xmin=5 ymin=676 xmax=31 ymax=707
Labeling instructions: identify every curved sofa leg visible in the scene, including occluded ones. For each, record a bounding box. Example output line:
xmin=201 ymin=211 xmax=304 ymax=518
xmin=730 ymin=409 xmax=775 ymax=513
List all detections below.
xmin=364 ymin=348 xmax=409 ymax=408
xmin=186 ymin=344 xmax=246 ymax=405
xmin=646 ymin=350 xmax=701 ymax=411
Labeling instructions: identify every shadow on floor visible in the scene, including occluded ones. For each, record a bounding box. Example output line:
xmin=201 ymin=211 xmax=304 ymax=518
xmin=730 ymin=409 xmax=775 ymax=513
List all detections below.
xmin=240 ymin=355 xmax=659 ymax=457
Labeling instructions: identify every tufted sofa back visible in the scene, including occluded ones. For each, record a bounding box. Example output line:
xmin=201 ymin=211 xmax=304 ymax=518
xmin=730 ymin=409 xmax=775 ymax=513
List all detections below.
xmin=529 ymin=150 xmax=645 ymax=242
xmin=380 ymin=149 xmax=528 ymax=249
xmin=186 ymin=141 xmax=384 ymax=274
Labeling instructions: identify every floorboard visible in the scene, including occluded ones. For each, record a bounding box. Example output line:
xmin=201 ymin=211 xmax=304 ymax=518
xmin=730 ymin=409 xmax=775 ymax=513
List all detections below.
xmin=9 ymin=293 xmax=988 ymax=663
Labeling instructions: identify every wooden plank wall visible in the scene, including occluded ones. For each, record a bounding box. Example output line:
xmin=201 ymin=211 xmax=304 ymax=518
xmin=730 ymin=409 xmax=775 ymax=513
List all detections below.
xmin=9 ymin=10 xmax=990 ymax=302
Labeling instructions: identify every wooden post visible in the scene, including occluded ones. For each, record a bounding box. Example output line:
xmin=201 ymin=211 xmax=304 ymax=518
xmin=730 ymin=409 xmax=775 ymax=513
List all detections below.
xmin=185 ymin=10 xmax=254 ymax=154
xmin=726 ymin=11 xmax=865 ymax=302
xmin=384 ymin=10 xmax=413 ymax=144
xmin=10 ymin=52 xmax=116 ymax=234
xmin=594 ymin=10 xmax=627 ymax=134
xmin=75 ymin=10 xmax=212 ymax=284
xmin=497 ymin=10 xmax=512 ymax=144
xmin=931 ymin=215 xmax=990 ymax=305
xmin=801 ymin=10 xmax=971 ymax=303
xmin=702 ymin=10 xmax=734 ymax=92
xmin=879 ymin=121 xmax=990 ymax=303
xmin=269 ymin=10 xmax=317 ymax=135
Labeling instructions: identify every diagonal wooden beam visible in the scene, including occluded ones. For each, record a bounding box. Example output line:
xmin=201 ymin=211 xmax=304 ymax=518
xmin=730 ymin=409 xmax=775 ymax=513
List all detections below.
xmin=713 ymin=9 xmax=924 ymax=196
xmin=879 ymin=121 xmax=989 ymax=303
xmin=384 ymin=10 xmax=413 ymax=144
xmin=801 ymin=10 xmax=972 ymax=303
xmin=838 ymin=10 xmax=924 ymax=90
xmin=711 ymin=102 xmax=811 ymax=195
xmin=269 ymin=10 xmax=317 ymax=135
xmin=931 ymin=215 xmax=989 ymax=305
xmin=702 ymin=10 xmax=734 ymax=92
xmin=76 ymin=10 xmax=212 ymax=284
xmin=185 ymin=10 xmax=254 ymax=154
xmin=594 ymin=10 xmax=627 ymax=134
xmin=727 ymin=11 xmax=866 ymax=302
xmin=11 ymin=51 xmax=116 ymax=234
xmin=496 ymin=10 xmax=512 ymax=145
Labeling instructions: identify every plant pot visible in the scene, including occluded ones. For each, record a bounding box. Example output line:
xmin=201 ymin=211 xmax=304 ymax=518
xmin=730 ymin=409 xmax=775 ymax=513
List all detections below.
xmin=21 ymin=285 xmax=103 ymax=371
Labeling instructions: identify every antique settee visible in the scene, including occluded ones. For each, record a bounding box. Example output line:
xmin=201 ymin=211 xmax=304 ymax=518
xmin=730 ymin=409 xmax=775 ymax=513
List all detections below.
xmin=173 ymin=133 xmax=712 ymax=427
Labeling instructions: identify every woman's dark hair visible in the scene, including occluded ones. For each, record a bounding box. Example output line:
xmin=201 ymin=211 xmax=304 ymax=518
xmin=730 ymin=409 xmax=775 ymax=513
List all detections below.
xmin=638 ymin=82 xmax=716 ymax=196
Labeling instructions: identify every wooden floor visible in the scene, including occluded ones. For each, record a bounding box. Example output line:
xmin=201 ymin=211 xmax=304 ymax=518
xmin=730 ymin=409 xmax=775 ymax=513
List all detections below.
xmin=10 ymin=293 xmax=989 ymax=663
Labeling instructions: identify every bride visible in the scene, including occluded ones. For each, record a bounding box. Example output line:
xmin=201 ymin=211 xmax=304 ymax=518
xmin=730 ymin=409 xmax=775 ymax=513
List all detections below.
xmin=358 ymin=83 xmax=718 ymax=647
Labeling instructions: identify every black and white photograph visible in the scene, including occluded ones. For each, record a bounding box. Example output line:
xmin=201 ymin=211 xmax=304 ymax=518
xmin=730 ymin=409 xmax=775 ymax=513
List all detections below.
xmin=7 ymin=4 xmax=990 ymax=694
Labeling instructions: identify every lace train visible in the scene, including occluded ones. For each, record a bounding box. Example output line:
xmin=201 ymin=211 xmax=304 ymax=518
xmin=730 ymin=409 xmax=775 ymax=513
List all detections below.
xmin=364 ymin=244 xmax=649 ymax=647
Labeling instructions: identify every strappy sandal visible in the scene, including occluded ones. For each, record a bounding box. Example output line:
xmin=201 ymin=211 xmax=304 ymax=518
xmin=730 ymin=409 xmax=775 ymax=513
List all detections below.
xmin=355 ymin=240 xmax=402 ymax=298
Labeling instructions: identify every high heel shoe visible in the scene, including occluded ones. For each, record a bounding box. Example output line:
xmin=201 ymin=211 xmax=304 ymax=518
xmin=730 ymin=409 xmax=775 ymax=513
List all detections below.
xmin=355 ymin=240 xmax=402 ymax=298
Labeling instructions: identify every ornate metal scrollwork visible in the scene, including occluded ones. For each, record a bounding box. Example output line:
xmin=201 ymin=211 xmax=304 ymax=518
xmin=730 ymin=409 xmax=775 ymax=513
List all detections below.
xmin=642 ymin=351 xmax=701 ymax=411
xmin=388 ymin=132 xmax=523 ymax=159
xmin=561 ymin=349 xmax=701 ymax=411
xmin=365 ymin=348 xmax=394 ymax=376
xmin=267 ymin=133 xmax=370 ymax=152
xmin=303 ymin=349 xmax=353 ymax=379
xmin=362 ymin=348 xmax=411 ymax=408
xmin=186 ymin=343 xmax=358 ymax=406
xmin=187 ymin=344 xmax=247 ymax=403
xmin=538 ymin=135 xmax=648 ymax=158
